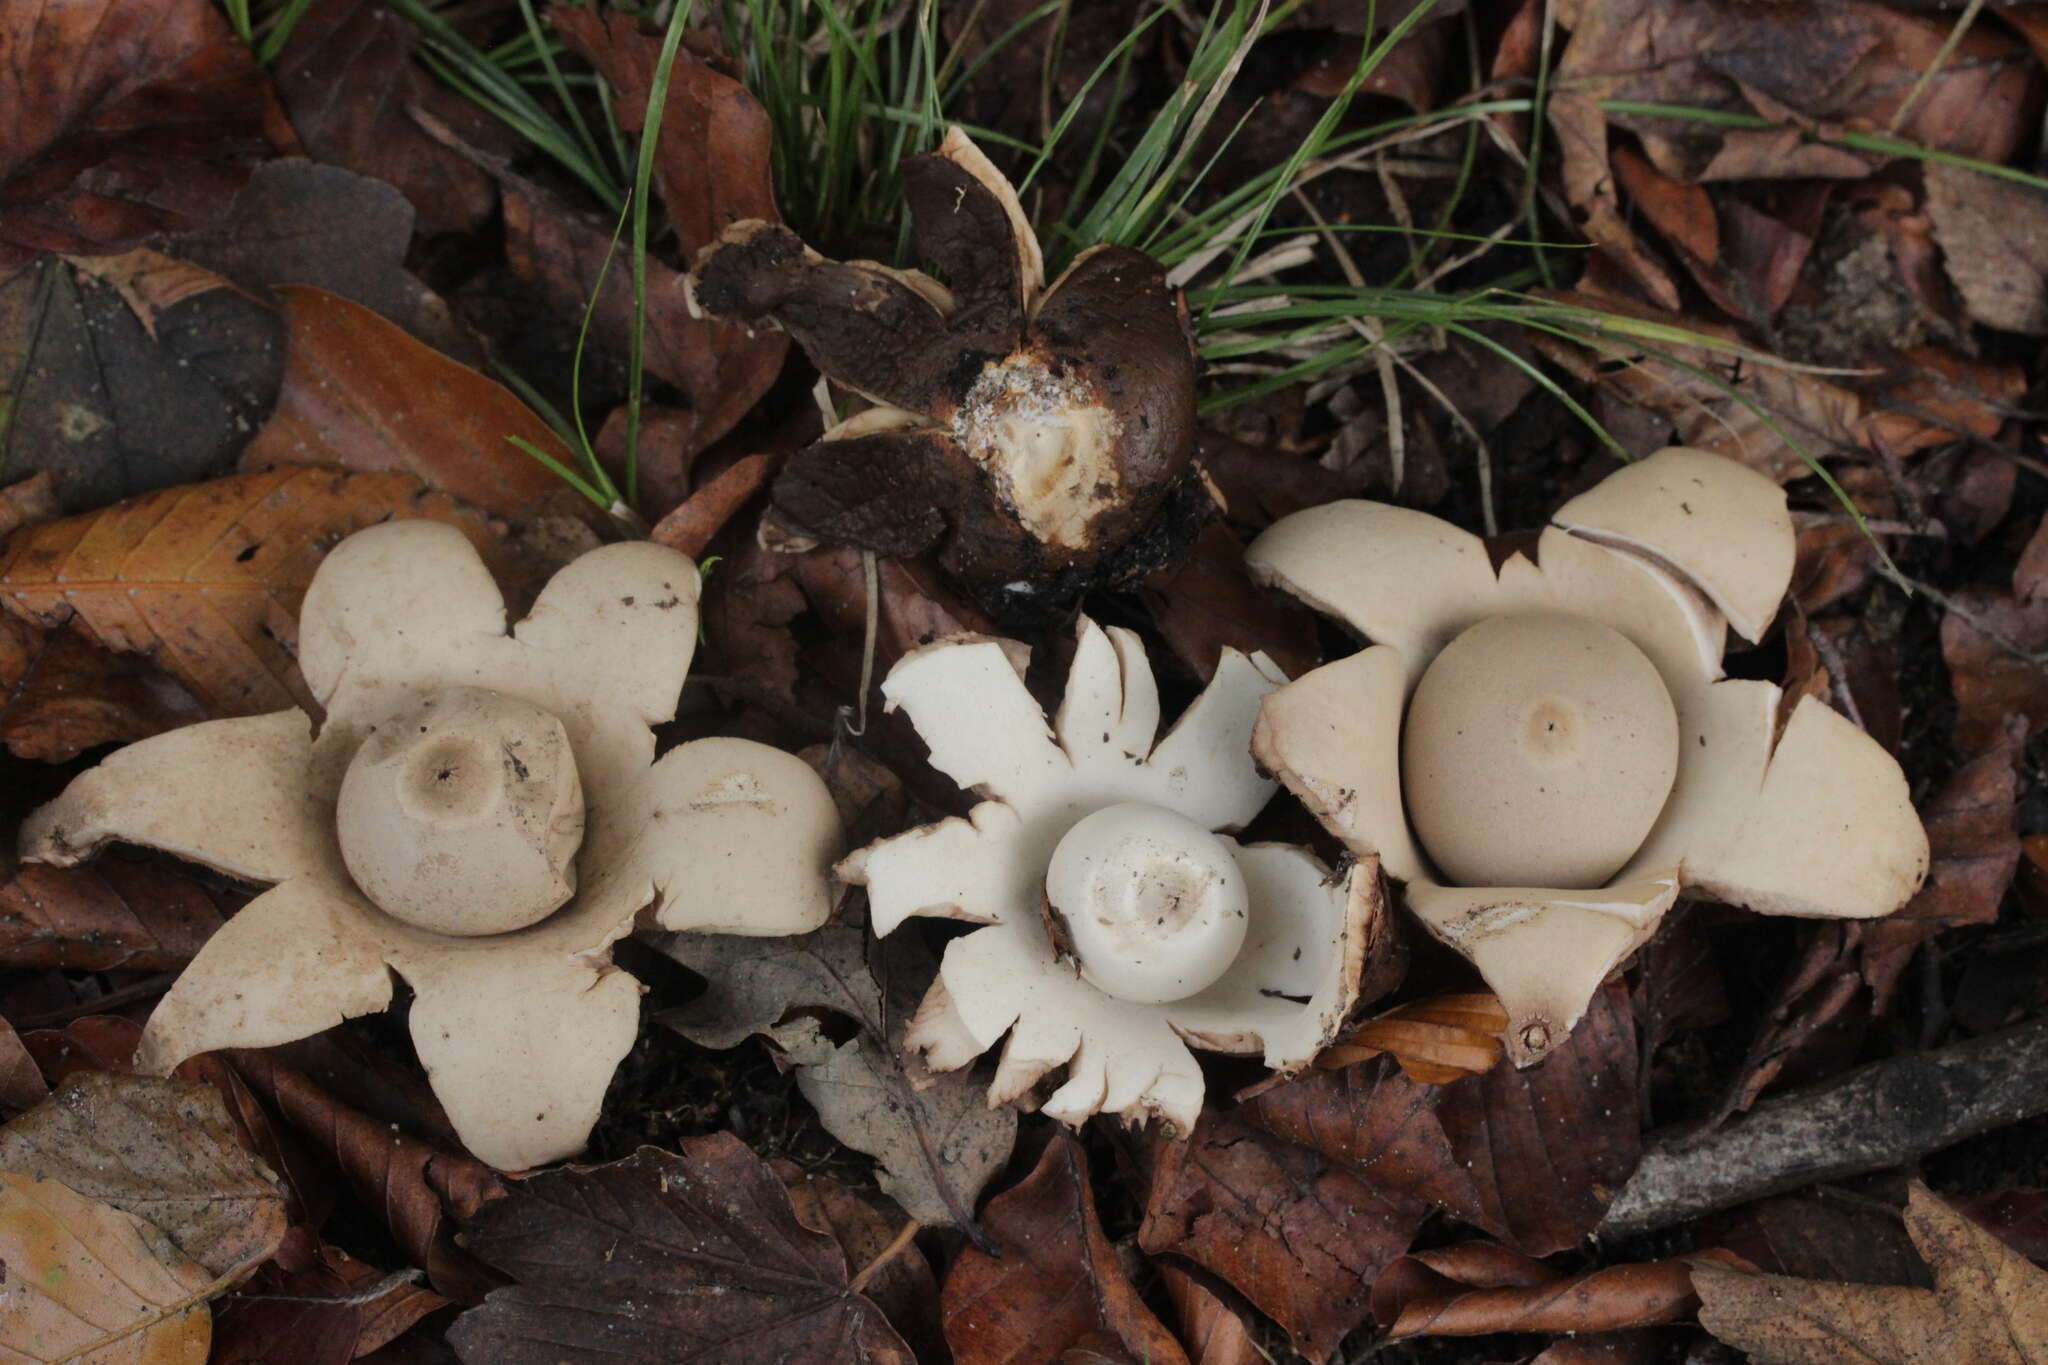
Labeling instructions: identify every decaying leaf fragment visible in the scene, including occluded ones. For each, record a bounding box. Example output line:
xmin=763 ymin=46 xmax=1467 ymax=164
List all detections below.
xmin=690 ymin=128 xmax=1202 ymax=616
xmin=1695 ymin=1184 xmax=2048 ymax=1364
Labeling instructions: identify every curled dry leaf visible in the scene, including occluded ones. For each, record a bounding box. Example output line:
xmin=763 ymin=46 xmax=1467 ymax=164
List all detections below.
xmin=0 ymin=1071 xmax=285 ymax=1281
xmin=241 ymin=286 xmax=597 ymax=525
xmin=447 ymin=1138 xmax=913 ymax=1365
xmin=943 ymin=1134 xmax=1189 ymax=1365
xmin=1 ymin=252 xmax=286 ymax=513
xmin=269 ymin=0 xmax=495 ymax=235
xmin=649 ymin=450 xmax=779 ymax=558
xmin=224 ymin=1048 xmax=505 ymax=1305
xmin=0 ymin=0 xmax=272 ymax=261
xmin=0 ymin=860 xmax=234 ymax=971
xmin=1372 ymin=1240 xmax=1744 ymax=1339
xmin=211 ymin=1226 xmax=448 ymax=1365
xmin=1695 ymin=1184 xmax=2048 ymax=1365
xmin=1317 ymin=992 xmax=1508 ymax=1084
xmin=1139 ymin=1110 xmax=1427 ymax=1363
xmin=661 ymin=921 xmax=1018 ymax=1230
xmin=1247 ymin=981 xmax=1641 ymax=1256
xmin=0 ymin=467 xmax=523 ymax=716
xmin=1160 ymin=1266 xmax=1261 ymax=1365
xmin=0 ymin=1171 xmax=217 ymax=1364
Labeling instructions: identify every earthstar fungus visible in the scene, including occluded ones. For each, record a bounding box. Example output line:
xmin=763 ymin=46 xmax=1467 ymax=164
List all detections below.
xmin=688 ymin=128 xmax=1201 ymax=613
xmin=1246 ymin=448 xmax=1929 ymax=1063
xmin=19 ymin=521 xmax=843 ymax=1169
xmin=839 ymin=618 xmax=1379 ymax=1131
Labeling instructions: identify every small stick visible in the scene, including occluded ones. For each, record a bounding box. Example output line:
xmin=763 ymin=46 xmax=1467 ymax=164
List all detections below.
xmin=1599 ymin=1014 xmax=2048 ymax=1239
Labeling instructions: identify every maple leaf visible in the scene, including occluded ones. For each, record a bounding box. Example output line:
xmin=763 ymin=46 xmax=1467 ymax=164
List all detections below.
xmin=1695 ymin=1184 xmax=2048 ymax=1364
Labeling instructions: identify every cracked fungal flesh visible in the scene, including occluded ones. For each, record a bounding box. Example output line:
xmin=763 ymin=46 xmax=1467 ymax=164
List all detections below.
xmin=1246 ymin=447 xmax=1929 ymax=1064
xmin=688 ymin=128 xmax=1199 ymax=600
xmin=838 ymin=616 xmax=1382 ymax=1132
xmin=18 ymin=521 xmax=844 ymax=1170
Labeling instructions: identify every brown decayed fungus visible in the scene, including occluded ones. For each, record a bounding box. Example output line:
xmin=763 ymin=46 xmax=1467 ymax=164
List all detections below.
xmin=1245 ymin=447 xmax=1929 ymax=1064
xmin=688 ymin=128 xmax=1202 ymax=617
xmin=19 ymin=521 xmax=844 ymax=1169
xmin=838 ymin=617 xmax=1381 ymax=1132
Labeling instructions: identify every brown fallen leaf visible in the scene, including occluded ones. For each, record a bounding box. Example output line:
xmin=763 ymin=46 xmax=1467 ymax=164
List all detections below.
xmin=1317 ymin=992 xmax=1507 ymax=1084
xmin=241 ymin=286 xmax=596 ymax=525
xmin=0 ymin=1016 xmax=46 ymax=1114
xmin=0 ymin=860 xmax=234 ymax=971
xmin=0 ymin=0 xmax=272 ymax=261
xmin=447 ymin=1138 xmax=912 ymax=1364
xmin=0 ymin=1171 xmax=217 ymax=1363
xmin=1941 ymin=587 xmax=2048 ymax=753
xmin=778 ymin=1164 xmax=944 ymax=1363
xmin=1141 ymin=519 xmax=1321 ymax=684
xmin=211 ymin=1225 xmax=448 ymax=1365
xmin=1372 ymin=1240 xmax=1742 ymax=1338
xmin=660 ymin=920 xmax=1017 ymax=1230
xmin=0 ymin=615 xmax=205 ymax=762
xmin=170 ymin=159 xmax=477 ymax=362
xmin=270 ymin=0 xmax=496 ymax=236
xmin=1925 ymin=164 xmax=2048 ymax=337
xmin=0 ymin=467 xmax=521 ymax=715
xmin=1247 ymin=980 xmax=1640 ymax=1256
xmin=1 ymin=252 xmax=285 ymax=513
xmin=224 ymin=1048 xmax=505 ymax=1305
xmin=943 ymin=1134 xmax=1189 ymax=1365
xmin=0 ymin=1071 xmax=286 ymax=1281
xmin=1695 ymin=1183 xmax=2048 ymax=1364
xmin=649 ymin=451 xmax=779 ymax=558
xmin=1139 ymin=1109 xmax=1426 ymax=1362
xmin=1160 ymin=1266 xmax=1262 ymax=1365
xmin=1861 ymin=717 xmax=2024 ymax=1008
xmin=1704 ymin=1191 xmax=1925 ymax=1287
xmin=1953 ymin=1188 xmax=2048 ymax=1269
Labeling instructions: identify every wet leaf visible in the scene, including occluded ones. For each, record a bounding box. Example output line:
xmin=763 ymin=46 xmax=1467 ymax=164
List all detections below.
xmin=0 ymin=1171 xmax=217 ymax=1363
xmin=447 ymin=1138 xmax=912 ymax=1364
xmin=1695 ymin=1184 xmax=2048 ymax=1364
xmin=661 ymin=920 xmax=1017 ymax=1230
xmin=270 ymin=0 xmax=496 ymax=236
xmin=1247 ymin=980 xmax=1640 ymax=1256
xmin=0 ymin=0 xmax=271 ymax=260
xmin=0 ymin=253 xmax=285 ymax=512
xmin=0 ymin=1071 xmax=285 ymax=1279
xmin=1139 ymin=1110 xmax=1426 ymax=1362
xmin=241 ymin=286 xmax=595 ymax=525
xmin=0 ymin=466 xmax=520 ymax=715
xmin=943 ymin=1134 xmax=1189 ymax=1365
xmin=0 ymin=860 xmax=233 ymax=971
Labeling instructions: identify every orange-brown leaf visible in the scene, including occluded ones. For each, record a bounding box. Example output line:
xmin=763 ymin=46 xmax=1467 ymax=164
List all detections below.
xmin=241 ymin=285 xmax=596 ymax=524
xmin=1320 ymin=993 xmax=1507 ymax=1084
xmin=0 ymin=467 xmax=518 ymax=715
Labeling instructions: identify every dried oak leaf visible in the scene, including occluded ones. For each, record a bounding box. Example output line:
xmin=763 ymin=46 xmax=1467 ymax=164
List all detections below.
xmin=240 ymin=285 xmax=598 ymax=526
xmin=689 ymin=129 xmax=1200 ymax=611
xmin=660 ymin=919 xmax=1018 ymax=1231
xmin=942 ymin=1133 xmax=1189 ymax=1365
xmin=0 ymin=0 xmax=273 ymax=261
xmin=1695 ymin=1184 xmax=2048 ymax=1364
xmin=0 ymin=1070 xmax=285 ymax=1281
xmin=270 ymin=0 xmax=496 ymax=235
xmin=0 ymin=466 xmax=524 ymax=716
xmin=1246 ymin=980 xmax=1640 ymax=1256
xmin=0 ymin=252 xmax=285 ymax=513
xmin=0 ymin=1171 xmax=216 ymax=1363
xmin=446 ymin=1138 xmax=913 ymax=1364
xmin=1139 ymin=1109 xmax=1427 ymax=1363
xmin=0 ymin=859 xmax=233 ymax=971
